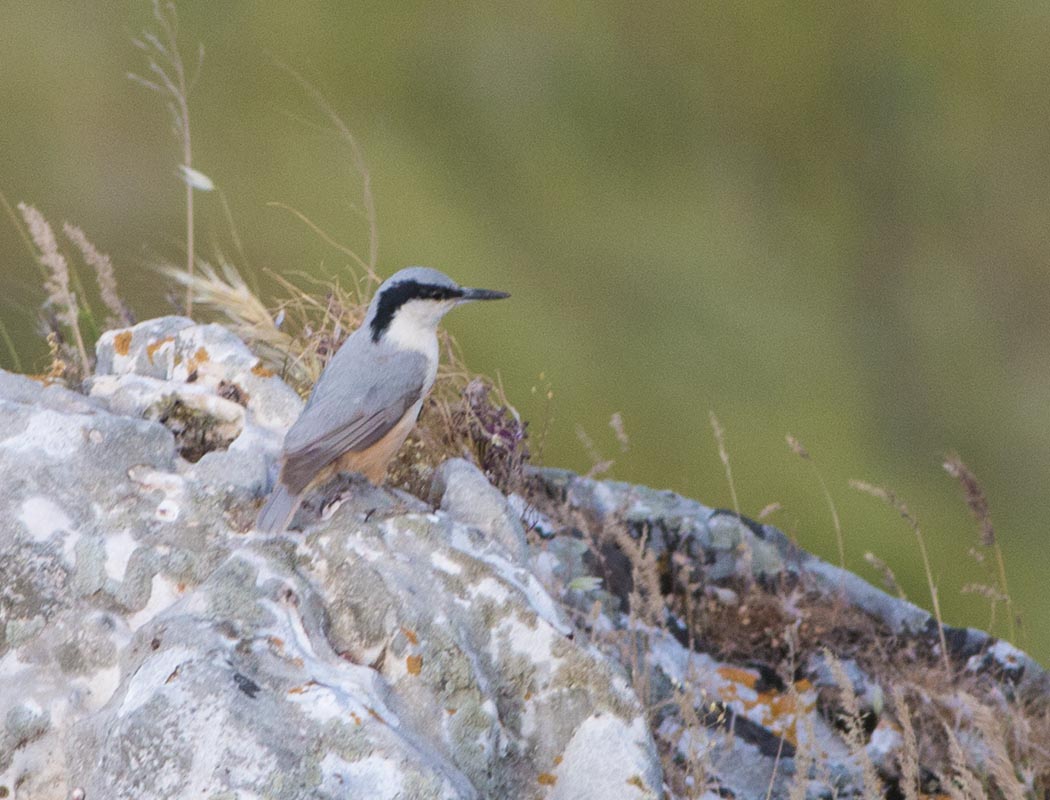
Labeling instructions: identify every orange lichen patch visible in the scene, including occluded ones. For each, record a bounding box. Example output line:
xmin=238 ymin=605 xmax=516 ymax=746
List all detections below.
xmin=146 ymin=336 xmax=174 ymax=364
xmin=400 ymin=626 xmax=419 ymax=645
xmin=722 ymin=678 xmax=818 ymax=748
xmin=182 ymin=346 xmax=211 ymax=376
xmin=366 ymin=706 xmax=383 ymax=722
xmin=287 ymin=680 xmax=318 ymax=695
xmin=713 ymin=664 xmax=821 ymax=749
xmin=754 ymin=690 xmax=800 ymax=744
xmin=251 ymin=361 xmax=275 ymax=378
xmin=524 ymin=691 xmax=533 ymax=701
xmin=537 ymin=773 xmax=557 ymax=786
xmin=290 ymin=657 xmax=304 ymax=669
xmin=626 ymin=775 xmax=646 ymax=790
xmin=717 ymin=665 xmax=759 ymax=689
xmin=176 ymin=582 xmax=187 ymax=593
xmin=350 ymin=711 xmax=363 ymax=725
xmin=113 ymin=330 xmax=132 ymax=356
xmin=553 ymin=756 xmax=563 ymax=767
xmin=445 ymin=708 xmax=457 ymax=715
xmin=267 ymin=636 xmax=285 ymax=650
xmin=406 ymin=654 xmax=423 ymax=675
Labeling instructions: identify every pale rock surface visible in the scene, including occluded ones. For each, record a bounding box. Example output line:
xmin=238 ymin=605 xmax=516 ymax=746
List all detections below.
xmin=1 ymin=318 xmax=1044 ymax=800
xmin=0 ymin=318 xmax=661 ymax=799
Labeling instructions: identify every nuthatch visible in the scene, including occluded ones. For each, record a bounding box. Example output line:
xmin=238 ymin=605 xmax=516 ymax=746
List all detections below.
xmin=255 ymin=267 xmax=509 ymax=533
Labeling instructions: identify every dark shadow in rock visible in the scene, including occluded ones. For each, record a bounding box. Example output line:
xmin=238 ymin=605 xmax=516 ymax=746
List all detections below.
xmin=153 ymin=398 xmax=240 ymax=463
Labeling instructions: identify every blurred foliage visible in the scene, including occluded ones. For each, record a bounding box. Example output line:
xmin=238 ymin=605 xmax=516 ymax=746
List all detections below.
xmin=2 ymin=2 xmax=1049 ymax=661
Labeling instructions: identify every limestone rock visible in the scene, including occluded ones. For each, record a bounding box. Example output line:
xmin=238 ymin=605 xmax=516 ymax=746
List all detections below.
xmin=0 ymin=321 xmax=661 ymax=800
xmin=1 ymin=319 xmax=1044 ymax=800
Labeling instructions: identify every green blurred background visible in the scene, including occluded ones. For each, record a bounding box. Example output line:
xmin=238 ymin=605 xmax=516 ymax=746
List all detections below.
xmin=3 ymin=2 xmax=1048 ymax=661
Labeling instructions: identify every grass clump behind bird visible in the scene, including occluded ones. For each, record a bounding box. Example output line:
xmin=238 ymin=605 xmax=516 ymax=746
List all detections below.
xmin=165 ymin=256 xmax=531 ymax=499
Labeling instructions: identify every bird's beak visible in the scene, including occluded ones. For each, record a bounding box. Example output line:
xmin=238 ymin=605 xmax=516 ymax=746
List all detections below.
xmin=459 ymin=287 xmax=510 ymax=302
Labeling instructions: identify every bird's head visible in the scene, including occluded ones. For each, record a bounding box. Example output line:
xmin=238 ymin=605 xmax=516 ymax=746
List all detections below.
xmin=366 ymin=267 xmax=509 ymax=345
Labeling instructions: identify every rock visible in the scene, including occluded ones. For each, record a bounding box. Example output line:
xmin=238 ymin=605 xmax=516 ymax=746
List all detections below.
xmin=90 ymin=317 xmax=302 ymax=496
xmin=2 ymin=319 xmax=1045 ymax=799
xmin=94 ymin=315 xmax=195 ymax=379
xmin=0 ymin=371 xmax=105 ymax=416
xmin=529 ymin=468 xmax=1050 ymax=800
xmin=95 ymin=316 xmax=302 ymax=432
xmin=431 ymin=457 xmax=529 ymax=560
xmin=0 ymin=322 xmax=662 ymax=799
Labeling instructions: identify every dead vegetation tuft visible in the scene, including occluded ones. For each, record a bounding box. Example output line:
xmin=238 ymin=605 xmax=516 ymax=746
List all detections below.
xmin=129 ymin=0 xmax=203 ymax=315
xmin=944 ymin=453 xmax=1018 ymax=643
xmin=12 ymin=203 xmax=135 ymax=383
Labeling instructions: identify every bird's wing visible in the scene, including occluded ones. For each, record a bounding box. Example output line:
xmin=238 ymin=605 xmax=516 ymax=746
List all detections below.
xmin=280 ymin=350 xmax=428 ymax=494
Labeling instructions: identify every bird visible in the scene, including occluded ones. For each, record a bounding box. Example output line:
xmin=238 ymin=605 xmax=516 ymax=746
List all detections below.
xmin=255 ymin=267 xmax=509 ymax=534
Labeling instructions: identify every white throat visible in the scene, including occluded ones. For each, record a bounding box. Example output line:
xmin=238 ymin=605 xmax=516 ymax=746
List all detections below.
xmin=384 ymin=300 xmax=452 ymax=382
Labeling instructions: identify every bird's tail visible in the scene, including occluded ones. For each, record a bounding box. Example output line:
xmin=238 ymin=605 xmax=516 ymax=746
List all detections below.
xmin=255 ymin=483 xmax=303 ymax=535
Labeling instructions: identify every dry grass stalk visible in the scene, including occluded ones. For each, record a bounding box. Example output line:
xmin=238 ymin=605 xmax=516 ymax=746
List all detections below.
xmin=709 ymin=411 xmax=740 ymax=517
xmin=567 ymin=498 xmax=719 ymax=800
xmin=130 ymin=0 xmax=203 ymax=315
xmin=787 ymin=434 xmax=845 ymax=572
xmin=764 ymin=736 xmax=787 ymax=800
xmin=575 ymin=423 xmax=613 ymax=478
xmin=1 ymin=189 xmax=47 ymax=281
xmin=19 ymin=202 xmax=90 ymax=373
xmin=891 ymin=686 xmax=921 ymax=800
xmin=850 ymin=480 xmax=952 ymax=674
xmin=825 ymin=649 xmax=885 ymax=798
xmin=756 ymin=502 xmax=782 ymax=520
xmin=959 ymin=583 xmax=1008 ymax=602
xmin=943 ymin=454 xmax=994 ymax=546
xmin=944 ymin=722 xmax=987 ymax=800
xmin=0 ymin=317 xmax=22 ymax=373
xmin=864 ymin=551 xmax=906 ymax=599
xmin=683 ymin=657 xmax=722 ymax=798
xmin=64 ymin=223 xmax=132 ymax=329
xmin=609 ymin=412 xmax=629 ymax=452
xmin=529 ymin=372 xmax=555 ymax=465
xmin=44 ymin=332 xmax=68 ymax=384
xmin=960 ymin=581 xmax=1009 ymax=633
xmin=583 ymin=507 xmax=664 ymax=629
xmin=964 ymin=697 xmax=1027 ymax=800
xmin=166 ymin=259 xmax=375 ymax=397
xmin=273 ymin=63 xmax=380 ymax=281
xmin=679 ymin=692 xmax=714 ymax=798
xmin=943 ymin=454 xmax=1016 ymax=643
xmin=786 ymin=702 xmax=817 ymax=800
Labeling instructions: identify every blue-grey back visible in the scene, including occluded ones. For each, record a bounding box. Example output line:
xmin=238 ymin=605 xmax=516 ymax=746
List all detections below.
xmin=284 ymin=326 xmax=429 ymax=460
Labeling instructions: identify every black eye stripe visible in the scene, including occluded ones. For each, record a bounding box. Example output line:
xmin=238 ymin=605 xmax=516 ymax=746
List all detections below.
xmin=370 ymin=280 xmax=463 ymax=342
